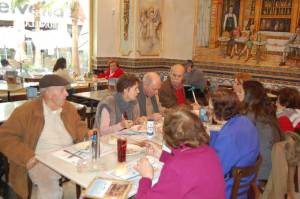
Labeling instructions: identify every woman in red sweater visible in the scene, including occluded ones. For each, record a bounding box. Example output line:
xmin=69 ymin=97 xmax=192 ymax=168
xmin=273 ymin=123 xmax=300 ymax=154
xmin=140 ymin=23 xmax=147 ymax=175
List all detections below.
xmin=97 ymin=60 xmax=124 ymax=79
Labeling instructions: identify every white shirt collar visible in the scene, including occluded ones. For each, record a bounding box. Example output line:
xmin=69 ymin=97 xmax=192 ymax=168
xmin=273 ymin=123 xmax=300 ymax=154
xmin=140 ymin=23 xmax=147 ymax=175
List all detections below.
xmin=43 ymin=100 xmax=62 ymax=116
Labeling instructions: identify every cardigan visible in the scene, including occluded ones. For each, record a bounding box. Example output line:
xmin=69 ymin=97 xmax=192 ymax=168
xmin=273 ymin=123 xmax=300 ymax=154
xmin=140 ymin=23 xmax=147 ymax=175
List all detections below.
xmin=136 ymin=145 xmax=226 ymax=199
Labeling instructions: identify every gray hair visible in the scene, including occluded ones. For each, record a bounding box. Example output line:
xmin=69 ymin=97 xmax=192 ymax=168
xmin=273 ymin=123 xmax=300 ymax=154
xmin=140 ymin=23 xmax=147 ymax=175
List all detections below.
xmin=143 ymin=72 xmax=161 ymax=86
xmin=170 ymin=64 xmax=185 ymax=74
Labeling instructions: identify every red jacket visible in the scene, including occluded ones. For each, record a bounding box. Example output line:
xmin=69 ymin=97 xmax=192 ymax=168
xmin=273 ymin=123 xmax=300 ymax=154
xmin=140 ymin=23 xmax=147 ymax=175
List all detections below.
xmin=97 ymin=67 xmax=124 ymax=79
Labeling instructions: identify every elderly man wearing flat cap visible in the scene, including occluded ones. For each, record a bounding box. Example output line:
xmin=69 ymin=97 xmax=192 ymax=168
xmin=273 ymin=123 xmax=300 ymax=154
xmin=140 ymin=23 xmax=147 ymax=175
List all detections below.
xmin=0 ymin=74 xmax=94 ymax=199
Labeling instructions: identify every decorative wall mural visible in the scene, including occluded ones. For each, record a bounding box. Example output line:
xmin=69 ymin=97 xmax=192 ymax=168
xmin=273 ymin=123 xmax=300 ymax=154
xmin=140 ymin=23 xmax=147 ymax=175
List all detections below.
xmin=120 ymin=0 xmax=133 ymax=56
xmin=137 ymin=0 xmax=162 ymax=56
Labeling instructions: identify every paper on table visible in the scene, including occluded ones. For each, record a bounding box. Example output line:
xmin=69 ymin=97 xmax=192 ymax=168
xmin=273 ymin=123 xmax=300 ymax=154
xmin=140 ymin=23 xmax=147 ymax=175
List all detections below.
xmin=107 ymin=157 xmax=164 ymax=181
xmin=52 ymin=150 xmax=84 ymax=166
xmin=52 ymin=142 xmax=114 ymax=166
xmin=108 ymin=165 xmax=140 ymax=181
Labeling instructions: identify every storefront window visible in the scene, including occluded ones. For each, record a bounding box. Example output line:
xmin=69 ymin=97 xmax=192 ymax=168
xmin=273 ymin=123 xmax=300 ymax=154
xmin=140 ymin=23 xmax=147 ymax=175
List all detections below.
xmin=0 ymin=0 xmax=89 ymax=75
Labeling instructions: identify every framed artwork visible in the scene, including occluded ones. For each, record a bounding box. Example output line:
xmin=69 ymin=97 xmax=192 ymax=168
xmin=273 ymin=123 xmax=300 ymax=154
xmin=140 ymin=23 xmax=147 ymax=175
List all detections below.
xmin=120 ymin=0 xmax=134 ymax=56
xmin=137 ymin=0 xmax=162 ymax=56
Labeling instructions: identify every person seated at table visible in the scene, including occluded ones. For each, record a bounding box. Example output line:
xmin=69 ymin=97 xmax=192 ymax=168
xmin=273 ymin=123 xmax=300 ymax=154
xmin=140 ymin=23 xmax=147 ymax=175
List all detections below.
xmin=94 ymin=74 xmax=144 ymax=135
xmin=158 ymin=64 xmax=199 ymax=109
xmin=276 ymin=87 xmax=300 ymax=133
xmin=0 ymin=74 xmax=94 ymax=199
xmin=97 ymin=60 xmax=125 ymax=79
xmin=209 ymin=89 xmax=260 ymax=198
xmin=1 ymin=59 xmax=13 ymax=79
xmin=53 ymin=57 xmax=73 ymax=83
xmin=238 ymin=25 xmax=257 ymax=62
xmin=184 ymin=60 xmax=207 ymax=92
xmin=279 ymin=27 xmax=300 ymax=66
xmin=232 ymin=72 xmax=252 ymax=102
xmin=134 ymin=108 xmax=226 ymax=199
xmin=240 ymin=80 xmax=281 ymax=185
xmin=1 ymin=58 xmax=17 ymax=83
xmin=137 ymin=72 xmax=164 ymax=121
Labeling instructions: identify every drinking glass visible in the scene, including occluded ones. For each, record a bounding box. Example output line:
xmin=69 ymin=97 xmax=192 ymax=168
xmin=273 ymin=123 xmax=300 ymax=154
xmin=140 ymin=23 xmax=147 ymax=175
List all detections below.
xmin=117 ymin=138 xmax=127 ymax=162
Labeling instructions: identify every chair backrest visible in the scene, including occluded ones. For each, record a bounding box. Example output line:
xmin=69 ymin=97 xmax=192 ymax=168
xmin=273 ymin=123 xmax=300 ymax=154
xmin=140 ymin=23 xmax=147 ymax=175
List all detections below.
xmin=230 ymin=155 xmax=262 ymax=199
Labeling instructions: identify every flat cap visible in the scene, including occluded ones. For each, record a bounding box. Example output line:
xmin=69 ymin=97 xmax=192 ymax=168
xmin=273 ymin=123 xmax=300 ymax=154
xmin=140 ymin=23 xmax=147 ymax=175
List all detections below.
xmin=39 ymin=74 xmax=69 ymax=88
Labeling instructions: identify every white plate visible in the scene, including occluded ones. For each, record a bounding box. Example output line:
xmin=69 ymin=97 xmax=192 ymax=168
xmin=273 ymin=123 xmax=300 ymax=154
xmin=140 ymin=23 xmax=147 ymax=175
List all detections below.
xmin=102 ymin=135 xmax=118 ymax=145
xmin=126 ymin=144 xmax=143 ymax=156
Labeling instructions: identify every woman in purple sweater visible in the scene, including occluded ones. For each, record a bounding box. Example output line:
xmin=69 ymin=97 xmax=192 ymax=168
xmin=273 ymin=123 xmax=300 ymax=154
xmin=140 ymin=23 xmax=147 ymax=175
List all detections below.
xmin=134 ymin=108 xmax=226 ymax=199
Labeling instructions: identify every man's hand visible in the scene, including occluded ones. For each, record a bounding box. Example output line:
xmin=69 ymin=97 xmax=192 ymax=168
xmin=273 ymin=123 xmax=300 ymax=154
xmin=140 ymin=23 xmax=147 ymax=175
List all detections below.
xmin=26 ymin=157 xmax=37 ymax=170
xmin=191 ymin=102 xmax=201 ymax=110
xmin=87 ymin=128 xmax=98 ymax=138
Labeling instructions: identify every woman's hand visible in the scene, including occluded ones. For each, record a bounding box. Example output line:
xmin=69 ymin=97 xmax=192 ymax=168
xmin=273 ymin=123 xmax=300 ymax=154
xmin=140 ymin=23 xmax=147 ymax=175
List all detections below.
xmin=134 ymin=157 xmax=154 ymax=179
xmin=121 ymin=120 xmax=134 ymax=129
xmin=145 ymin=141 xmax=162 ymax=159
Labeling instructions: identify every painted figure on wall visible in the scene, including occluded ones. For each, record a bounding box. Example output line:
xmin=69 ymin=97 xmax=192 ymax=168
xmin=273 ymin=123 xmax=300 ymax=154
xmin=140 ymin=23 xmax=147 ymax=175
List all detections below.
xmin=238 ymin=24 xmax=257 ymax=62
xmin=223 ymin=6 xmax=237 ymax=32
xmin=197 ymin=0 xmax=212 ymax=47
xmin=139 ymin=6 xmax=161 ymax=54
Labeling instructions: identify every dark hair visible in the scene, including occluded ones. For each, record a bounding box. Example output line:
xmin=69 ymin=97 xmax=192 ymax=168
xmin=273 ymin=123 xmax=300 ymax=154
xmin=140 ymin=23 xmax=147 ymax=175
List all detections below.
xmin=278 ymin=87 xmax=299 ymax=109
xmin=116 ymin=74 xmax=139 ymax=93
xmin=185 ymin=60 xmax=193 ymax=68
xmin=210 ymin=89 xmax=240 ymax=121
xmin=163 ymin=107 xmax=209 ymax=148
xmin=53 ymin=57 xmax=67 ymax=72
xmin=241 ymin=80 xmax=281 ymax=136
xmin=1 ymin=59 xmax=9 ymax=67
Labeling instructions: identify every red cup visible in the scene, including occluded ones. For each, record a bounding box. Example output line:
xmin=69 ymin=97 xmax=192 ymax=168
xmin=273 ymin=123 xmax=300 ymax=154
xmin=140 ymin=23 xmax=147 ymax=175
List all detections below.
xmin=117 ymin=138 xmax=127 ymax=162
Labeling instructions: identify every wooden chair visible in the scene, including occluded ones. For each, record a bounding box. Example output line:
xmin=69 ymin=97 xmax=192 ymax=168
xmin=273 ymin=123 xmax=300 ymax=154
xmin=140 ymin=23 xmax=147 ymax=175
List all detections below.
xmin=230 ymin=155 xmax=262 ymax=199
xmin=0 ymin=152 xmax=9 ymax=184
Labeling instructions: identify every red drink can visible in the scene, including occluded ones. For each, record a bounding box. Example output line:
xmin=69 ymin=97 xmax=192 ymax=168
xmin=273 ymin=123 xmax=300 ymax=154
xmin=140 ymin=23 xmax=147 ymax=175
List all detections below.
xmin=117 ymin=138 xmax=127 ymax=162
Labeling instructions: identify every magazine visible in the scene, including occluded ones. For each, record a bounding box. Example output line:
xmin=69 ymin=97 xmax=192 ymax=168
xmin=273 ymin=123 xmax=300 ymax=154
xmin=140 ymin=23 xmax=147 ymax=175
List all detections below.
xmin=82 ymin=177 xmax=131 ymax=199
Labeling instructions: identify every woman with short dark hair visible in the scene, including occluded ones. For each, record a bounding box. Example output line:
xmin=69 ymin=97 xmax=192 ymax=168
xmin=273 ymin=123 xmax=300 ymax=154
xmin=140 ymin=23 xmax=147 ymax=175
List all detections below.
xmin=52 ymin=57 xmax=73 ymax=83
xmin=240 ymin=80 xmax=281 ymax=183
xmin=134 ymin=108 xmax=226 ymax=199
xmin=94 ymin=74 xmax=143 ymax=134
xmin=209 ymin=89 xmax=260 ymax=198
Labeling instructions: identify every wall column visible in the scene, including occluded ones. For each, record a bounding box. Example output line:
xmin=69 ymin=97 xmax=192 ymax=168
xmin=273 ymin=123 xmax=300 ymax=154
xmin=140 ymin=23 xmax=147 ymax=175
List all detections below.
xmin=209 ymin=0 xmax=223 ymax=48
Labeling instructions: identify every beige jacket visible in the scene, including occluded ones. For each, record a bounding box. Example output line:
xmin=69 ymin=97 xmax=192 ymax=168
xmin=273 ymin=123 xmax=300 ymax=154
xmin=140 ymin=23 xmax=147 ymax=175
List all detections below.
xmin=262 ymin=133 xmax=300 ymax=199
xmin=0 ymin=97 xmax=89 ymax=199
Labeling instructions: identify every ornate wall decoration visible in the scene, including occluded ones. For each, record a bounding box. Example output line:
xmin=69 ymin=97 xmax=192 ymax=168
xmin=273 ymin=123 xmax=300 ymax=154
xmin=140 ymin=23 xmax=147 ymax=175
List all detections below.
xmin=120 ymin=0 xmax=133 ymax=56
xmin=137 ymin=0 xmax=162 ymax=56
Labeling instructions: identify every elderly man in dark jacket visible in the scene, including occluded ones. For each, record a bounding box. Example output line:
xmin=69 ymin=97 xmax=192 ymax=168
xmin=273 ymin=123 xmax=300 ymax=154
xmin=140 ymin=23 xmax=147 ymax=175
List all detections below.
xmin=159 ymin=64 xmax=200 ymax=109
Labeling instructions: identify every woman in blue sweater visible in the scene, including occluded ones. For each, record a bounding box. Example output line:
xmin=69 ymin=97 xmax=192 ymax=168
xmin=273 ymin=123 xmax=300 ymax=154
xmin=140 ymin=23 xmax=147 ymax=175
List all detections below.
xmin=209 ymin=89 xmax=260 ymax=199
